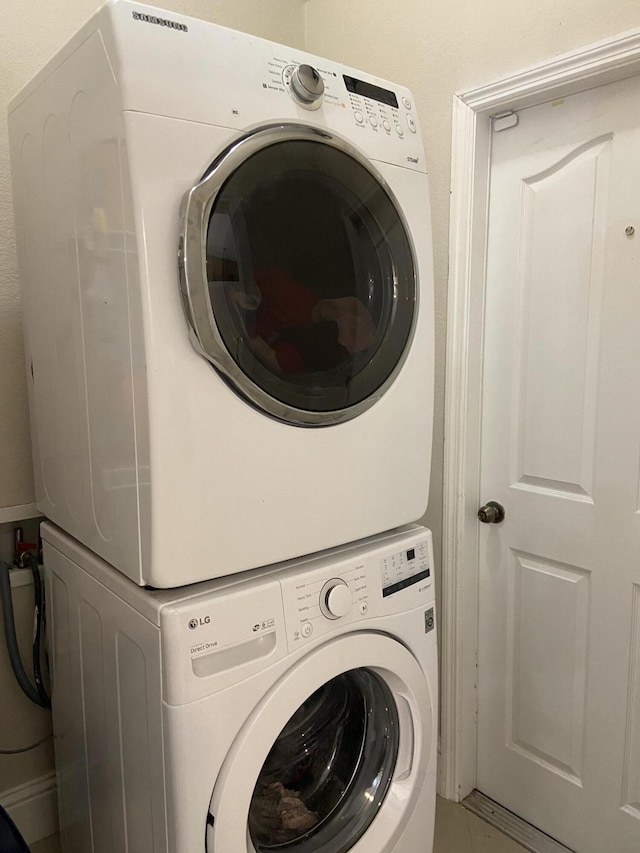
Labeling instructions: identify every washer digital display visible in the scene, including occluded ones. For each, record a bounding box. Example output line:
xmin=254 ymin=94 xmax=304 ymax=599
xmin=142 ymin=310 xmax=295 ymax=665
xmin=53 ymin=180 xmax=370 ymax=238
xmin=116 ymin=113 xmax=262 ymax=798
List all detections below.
xmin=381 ymin=543 xmax=430 ymax=598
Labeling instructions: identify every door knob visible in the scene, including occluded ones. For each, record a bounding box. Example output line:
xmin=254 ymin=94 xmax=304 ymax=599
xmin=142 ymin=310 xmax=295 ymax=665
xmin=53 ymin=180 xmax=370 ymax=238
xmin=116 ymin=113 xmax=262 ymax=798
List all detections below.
xmin=478 ymin=501 xmax=505 ymax=524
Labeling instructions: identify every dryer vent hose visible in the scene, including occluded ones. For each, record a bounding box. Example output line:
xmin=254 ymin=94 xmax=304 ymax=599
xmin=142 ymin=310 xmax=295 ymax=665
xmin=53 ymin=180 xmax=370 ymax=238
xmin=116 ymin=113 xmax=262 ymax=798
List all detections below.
xmin=0 ymin=558 xmax=50 ymax=709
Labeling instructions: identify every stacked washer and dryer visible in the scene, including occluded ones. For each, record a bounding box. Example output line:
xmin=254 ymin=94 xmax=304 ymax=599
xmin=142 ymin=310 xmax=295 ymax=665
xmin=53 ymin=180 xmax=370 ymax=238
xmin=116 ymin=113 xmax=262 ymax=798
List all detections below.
xmin=9 ymin=2 xmax=437 ymax=852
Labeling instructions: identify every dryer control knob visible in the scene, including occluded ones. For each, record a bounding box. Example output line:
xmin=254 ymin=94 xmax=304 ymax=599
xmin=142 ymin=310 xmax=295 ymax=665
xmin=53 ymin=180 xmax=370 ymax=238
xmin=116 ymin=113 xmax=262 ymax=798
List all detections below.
xmin=290 ymin=64 xmax=325 ymax=107
xmin=320 ymin=579 xmax=352 ymax=619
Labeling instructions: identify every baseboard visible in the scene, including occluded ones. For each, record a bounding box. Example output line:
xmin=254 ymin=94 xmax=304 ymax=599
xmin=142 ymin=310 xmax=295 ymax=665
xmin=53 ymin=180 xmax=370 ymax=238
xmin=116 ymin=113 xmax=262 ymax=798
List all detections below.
xmin=0 ymin=771 xmax=58 ymax=845
xmin=0 ymin=504 xmax=40 ymax=525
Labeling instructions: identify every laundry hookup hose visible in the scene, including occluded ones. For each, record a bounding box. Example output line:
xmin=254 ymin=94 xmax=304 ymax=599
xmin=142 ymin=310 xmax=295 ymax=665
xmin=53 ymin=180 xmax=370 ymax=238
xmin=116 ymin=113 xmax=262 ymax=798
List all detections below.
xmin=0 ymin=558 xmax=50 ymax=709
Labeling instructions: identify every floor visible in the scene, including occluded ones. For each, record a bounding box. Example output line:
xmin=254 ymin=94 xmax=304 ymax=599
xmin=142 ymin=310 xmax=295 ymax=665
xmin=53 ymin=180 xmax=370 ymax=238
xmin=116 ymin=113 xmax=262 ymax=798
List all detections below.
xmin=30 ymin=796 xmax=528 ymax=853
xmin=434 ymin=797 xmax=529 ymax=853
xmin=30 ymin=836 xmax=60 ymax=853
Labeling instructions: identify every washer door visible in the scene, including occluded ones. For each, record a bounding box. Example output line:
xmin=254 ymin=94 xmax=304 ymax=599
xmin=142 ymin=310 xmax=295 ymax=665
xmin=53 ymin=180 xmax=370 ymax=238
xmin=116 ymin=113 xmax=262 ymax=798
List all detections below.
xmin=179 ymin=124 xmax=417 ymax=426
xmin=206 ymin=633 xmax=433 ymax=853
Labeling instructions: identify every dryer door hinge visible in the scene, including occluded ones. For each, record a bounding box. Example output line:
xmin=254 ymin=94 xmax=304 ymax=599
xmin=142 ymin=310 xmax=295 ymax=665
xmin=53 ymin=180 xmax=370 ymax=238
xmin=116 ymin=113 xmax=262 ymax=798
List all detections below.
xmin=492 ymin=111 xmax=518 ymax=132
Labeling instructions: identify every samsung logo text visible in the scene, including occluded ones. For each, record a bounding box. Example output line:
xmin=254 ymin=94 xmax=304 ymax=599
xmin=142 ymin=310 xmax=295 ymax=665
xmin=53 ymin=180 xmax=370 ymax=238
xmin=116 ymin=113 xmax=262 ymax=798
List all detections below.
xmin=132 ymin=11 xmax=188 ymax=32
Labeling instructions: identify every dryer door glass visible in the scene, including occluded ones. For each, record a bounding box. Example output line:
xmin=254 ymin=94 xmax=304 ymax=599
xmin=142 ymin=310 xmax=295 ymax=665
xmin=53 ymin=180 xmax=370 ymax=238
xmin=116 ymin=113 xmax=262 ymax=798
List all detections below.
xmin=247 ymin=667 xmax=399 ymax=853
xmin=181 ymin=127 xmax=416 ymax=426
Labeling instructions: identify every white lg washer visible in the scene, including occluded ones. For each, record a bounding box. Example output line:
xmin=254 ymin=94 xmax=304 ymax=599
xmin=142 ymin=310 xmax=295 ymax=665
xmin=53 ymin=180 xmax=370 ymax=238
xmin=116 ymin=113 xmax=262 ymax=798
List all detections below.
xmin=9 ymin=1 xmax=434 ymax=588
xmin=43 ymin=521 xmax=437 ymax=853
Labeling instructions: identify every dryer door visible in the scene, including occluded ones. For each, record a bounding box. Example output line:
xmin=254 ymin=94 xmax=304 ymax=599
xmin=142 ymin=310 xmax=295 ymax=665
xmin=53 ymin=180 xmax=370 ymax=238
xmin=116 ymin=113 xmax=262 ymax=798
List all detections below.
xmin=179 ymin=124 xmax=417 ymax=426
xmin=205 ymin=632 xmax=434 ymax=853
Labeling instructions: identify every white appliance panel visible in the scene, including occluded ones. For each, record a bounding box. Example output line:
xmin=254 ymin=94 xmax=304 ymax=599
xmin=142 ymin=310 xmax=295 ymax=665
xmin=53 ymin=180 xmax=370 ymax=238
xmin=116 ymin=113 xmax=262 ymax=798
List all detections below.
xmin=10 ymin=1 xmax=434 ymax=586
xmin=43 ymin=522 xmax=438 ymax=853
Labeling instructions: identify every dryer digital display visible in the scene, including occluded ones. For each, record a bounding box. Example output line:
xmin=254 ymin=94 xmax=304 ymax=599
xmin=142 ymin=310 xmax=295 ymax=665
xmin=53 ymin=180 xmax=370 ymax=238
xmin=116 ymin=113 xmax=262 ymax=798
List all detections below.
xmin=343 ymin=75 xmax=399 ymax=107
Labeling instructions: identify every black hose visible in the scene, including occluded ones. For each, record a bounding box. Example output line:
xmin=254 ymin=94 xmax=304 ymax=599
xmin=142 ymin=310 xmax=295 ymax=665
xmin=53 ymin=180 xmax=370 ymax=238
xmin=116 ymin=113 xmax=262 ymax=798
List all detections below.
xmin=0 ymin=559 xmax=49 ymax=708
xmin=0 ymin=733 xmax=52 ymax=755
xmin=28 ymin=554 xmax=50 ymax=707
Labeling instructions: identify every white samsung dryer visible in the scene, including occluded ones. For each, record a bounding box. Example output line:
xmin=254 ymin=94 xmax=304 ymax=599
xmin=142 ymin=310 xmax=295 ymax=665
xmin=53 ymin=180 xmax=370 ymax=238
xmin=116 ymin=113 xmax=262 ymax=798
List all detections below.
xmin=43 ymin=521 xmax=437 ymax=853
xmin=10 ymin=1 xmax=434 ymax=588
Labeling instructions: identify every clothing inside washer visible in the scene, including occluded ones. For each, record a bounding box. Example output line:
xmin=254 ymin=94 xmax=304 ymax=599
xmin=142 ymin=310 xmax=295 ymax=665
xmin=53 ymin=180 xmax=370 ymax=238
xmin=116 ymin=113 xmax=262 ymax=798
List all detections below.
xmin=248 ymin=668 xmax=399 ymax=852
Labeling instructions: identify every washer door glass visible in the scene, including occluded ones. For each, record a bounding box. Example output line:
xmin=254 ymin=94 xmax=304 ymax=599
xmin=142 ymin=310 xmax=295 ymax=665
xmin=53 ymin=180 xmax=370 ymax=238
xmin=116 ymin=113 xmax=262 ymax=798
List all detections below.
xmin=247 ymin=668 xmax=399 ymax=853
xmin=180 ymin=125 xmax=416 ymax=426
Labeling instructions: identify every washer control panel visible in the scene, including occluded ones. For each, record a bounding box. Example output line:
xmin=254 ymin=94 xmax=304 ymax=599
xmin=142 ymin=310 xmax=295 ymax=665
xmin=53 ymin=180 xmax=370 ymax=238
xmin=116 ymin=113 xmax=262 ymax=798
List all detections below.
xmin=279 ymin=529 xmax=433 ymax=651
xmin=381 ymin=539 xmax=430 ymax=598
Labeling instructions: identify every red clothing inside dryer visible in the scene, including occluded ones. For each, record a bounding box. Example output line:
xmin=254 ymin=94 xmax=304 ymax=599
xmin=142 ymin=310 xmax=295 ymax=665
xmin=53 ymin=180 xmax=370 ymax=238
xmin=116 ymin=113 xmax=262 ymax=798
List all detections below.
xmin=252 ymin=268 xmax=346 ymax=373
xmin=253 ymin=267 xmax=318 ymax=341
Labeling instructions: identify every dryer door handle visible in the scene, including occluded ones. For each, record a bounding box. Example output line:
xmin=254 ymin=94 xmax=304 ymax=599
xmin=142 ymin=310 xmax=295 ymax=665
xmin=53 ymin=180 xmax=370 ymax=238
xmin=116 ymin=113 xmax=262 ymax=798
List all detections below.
xmin=393 ymin=694 xmax=415 ymax=782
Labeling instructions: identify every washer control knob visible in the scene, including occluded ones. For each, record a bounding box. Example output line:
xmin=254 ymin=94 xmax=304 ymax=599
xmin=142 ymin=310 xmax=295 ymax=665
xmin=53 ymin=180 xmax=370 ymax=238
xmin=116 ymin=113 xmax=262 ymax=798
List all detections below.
xmin=290 ymin=64 xmax=325 ymax=107
xmin=320 ymin=579 xmax=352 ymax=619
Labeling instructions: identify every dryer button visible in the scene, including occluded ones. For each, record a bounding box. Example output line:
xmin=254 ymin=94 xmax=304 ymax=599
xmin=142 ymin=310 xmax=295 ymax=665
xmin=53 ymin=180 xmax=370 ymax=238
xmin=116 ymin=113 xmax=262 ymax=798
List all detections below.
xmin=290 ymin=63 xmax=325 ymax=108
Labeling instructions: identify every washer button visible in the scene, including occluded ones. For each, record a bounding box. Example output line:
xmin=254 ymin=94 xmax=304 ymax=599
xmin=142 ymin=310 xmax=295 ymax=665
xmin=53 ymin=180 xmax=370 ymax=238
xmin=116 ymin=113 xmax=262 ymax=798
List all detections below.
xmin=407 ymin=114 xmax=417 ymax=133
xmin=301 ymin=622 xmax=313 ymax=638
xmin=369 ymin=115 xmax=378 ymax=128
xmin=395 ymin=124 xmax=404 ymax=137
xmin=359 ymin=601 xmax=369 ymax=615
xmin=382 ymin=119 xmax=391 ymax=132
xmin=354 ymin=111 xmax=364 ymax=124
xmin=402 ymin=96 xmax=412 ymax=110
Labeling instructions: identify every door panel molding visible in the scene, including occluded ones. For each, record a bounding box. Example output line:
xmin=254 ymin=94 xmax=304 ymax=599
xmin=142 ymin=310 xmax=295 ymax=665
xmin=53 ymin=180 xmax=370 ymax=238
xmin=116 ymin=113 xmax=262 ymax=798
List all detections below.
xmin=512 ymin=138 xmax=610 ymax=499
xmin=622 ymin=584 xmax=640 ymax=817
xmin=506 ymin=551 xmax=590 ymax=785
xmin=440 ymin=27 xmax=640 ymax=801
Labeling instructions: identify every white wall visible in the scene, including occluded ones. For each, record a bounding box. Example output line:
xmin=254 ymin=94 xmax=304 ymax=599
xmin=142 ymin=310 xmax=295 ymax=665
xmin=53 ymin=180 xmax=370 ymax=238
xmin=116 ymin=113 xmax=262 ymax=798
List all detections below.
xmin=304 ymin=0 xmax=640 ymax=574
xmin=0 ymin=0 xmax=305 ymax=836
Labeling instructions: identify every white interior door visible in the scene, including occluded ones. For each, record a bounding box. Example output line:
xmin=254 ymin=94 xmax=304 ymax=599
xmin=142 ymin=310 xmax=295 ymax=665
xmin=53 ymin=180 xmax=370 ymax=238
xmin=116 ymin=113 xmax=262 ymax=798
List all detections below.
xmin=477 ymin=73 xmax=640 ymax=853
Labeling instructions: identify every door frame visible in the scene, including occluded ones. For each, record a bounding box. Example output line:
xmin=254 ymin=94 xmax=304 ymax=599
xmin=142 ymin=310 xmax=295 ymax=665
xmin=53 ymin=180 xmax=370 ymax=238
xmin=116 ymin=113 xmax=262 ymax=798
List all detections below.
xmin=440 ymin=27 xmax=640 ymax=801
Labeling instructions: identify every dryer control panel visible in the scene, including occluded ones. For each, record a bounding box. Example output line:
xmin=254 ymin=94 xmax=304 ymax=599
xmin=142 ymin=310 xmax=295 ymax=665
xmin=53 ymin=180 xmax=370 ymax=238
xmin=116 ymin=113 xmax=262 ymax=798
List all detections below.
xmin=279 ymin=528 xmax=434 ymax=652
xmin=93 ymin=2 xmax=426 ymax=173
xmin=262 ymin=53 xmax=424 ymax=171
